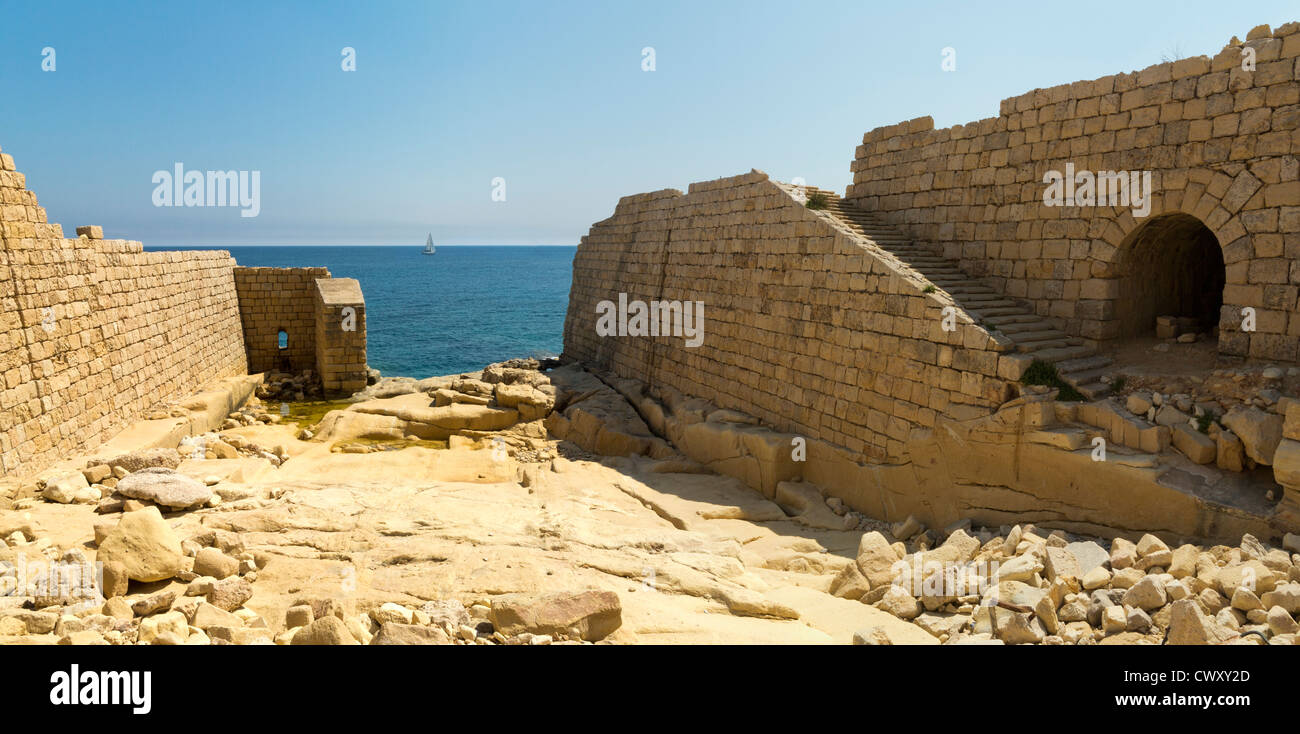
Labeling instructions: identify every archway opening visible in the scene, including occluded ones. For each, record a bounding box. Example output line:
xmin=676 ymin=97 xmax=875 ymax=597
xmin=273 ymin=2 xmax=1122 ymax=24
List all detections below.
xmin=1116 ymin=213 xmax=1224 ymax=339
xmin=277 ymin=329 xmax=291 ymax=372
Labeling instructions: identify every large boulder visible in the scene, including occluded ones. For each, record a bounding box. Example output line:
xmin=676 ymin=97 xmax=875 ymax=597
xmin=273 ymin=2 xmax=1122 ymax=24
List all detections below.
xmin=1222 ymin=406 xmax=1284 ymax=466
xmin=855 ymin=531 xmax=902 ymax=589
xmin=95 ymin=506 xmax=183 ymax=583
xmin=114 ymin=467 xmax=212 ymax=510
xmin=489 ymin=590 xmax=622 ymax=641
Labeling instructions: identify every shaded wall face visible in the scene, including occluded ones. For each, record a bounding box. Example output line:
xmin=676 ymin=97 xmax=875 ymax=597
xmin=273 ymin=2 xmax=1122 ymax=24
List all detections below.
xmin=0 ymin=149 xmax=247 ymax=478
xmin=232 ymin=267 xmax=328 ymax=374
xmin=564 ymin=173 xmax=1014 ymax=464
xmin=1117 ymin=214 xmax=1224 ymax=337
xmin=846 ymin=27 xmax=1300 ymax=362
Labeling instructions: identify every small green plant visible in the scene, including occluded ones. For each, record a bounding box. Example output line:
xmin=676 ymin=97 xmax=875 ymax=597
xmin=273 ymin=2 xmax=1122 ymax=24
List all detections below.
xmin=1021 ymin=359 xmax=1085 ymax=401
xmin=1108 ymin=376 xmax=1126 ymax=394
xmin=1196 ymin=411 xmax=1218 ymax=434
xmin=922 ymin=284 xmax=937 ymax=294
xmin=805 ymin=192 xmax=830 ymax=210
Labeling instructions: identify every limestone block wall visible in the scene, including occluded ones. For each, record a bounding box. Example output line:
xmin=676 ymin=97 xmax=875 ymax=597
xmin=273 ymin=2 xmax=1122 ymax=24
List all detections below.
xmin=0 ymin=146 xmax=246 ymax=479
xmin=563 ymin=171 xmax=1015 ymax=464
xmin=313 ymin=278 xmax=368 ymax=395
xmin=232 ymin=267 xmax=328 ymax=374
xmin=846 ymin=24 xmax=1300 ymax=360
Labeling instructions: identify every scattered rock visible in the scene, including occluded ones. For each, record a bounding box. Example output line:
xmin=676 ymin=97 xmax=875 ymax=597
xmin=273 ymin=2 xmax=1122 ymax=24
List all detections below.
xmin=95 ymin=506 xmax=183 ymax=583
xmin=489 ymin=590 xmax=622 ymax=641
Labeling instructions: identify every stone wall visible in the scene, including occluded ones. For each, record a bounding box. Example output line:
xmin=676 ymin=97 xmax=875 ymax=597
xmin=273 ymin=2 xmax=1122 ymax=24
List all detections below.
xmin=846 ymin=24 xmax=1300 ymax=360
xmin=0 ymin=146 xmax=247 ymax=479
xmin=563 ymin=171 xmax=1016 ymax=464
xmin=233 ymin=267 xmax=329 ymax=374
xmin=313 ymin=278 xmax=368 ymax=395
xmin=232 ymin=267 xmax=369 ymax=395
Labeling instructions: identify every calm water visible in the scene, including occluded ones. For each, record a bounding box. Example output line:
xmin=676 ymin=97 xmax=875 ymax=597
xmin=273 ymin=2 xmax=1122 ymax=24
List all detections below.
xmin=146 ymin=245 xmax=576 ymax=378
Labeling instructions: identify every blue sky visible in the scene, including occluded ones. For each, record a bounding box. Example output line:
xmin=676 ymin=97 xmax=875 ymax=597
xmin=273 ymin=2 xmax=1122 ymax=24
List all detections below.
xmin=1 ymin=1 xmax=1295 ymax=245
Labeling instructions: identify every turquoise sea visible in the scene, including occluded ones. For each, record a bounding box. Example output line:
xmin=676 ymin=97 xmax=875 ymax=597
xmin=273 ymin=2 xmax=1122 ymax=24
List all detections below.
xmin=147 ymin=245 xmax=576 ymax=378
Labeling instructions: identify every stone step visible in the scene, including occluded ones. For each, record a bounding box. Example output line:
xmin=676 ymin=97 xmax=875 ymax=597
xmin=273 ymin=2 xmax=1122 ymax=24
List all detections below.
xmin=968 ymin=306 xmax=1031 ymax=318
xmin=944 ymin=287 xmax=997 ymax=296
xmin=983 ymin=314 xmax=1040 ymax=325
xmin=1024 ymin=344 xmax=1094 ymax=362
xmin=1002 ymin=327 xmax=1069 ymax=341
xmin=1055 ymin=354 xmax=1115 ymax=375
xmin=1063 ymin=366 xmax=1113 ymax=385
xmin=964 ymin=300 xmax=1021 ymax=311
xmin=1016 ymin=338 xmax=1073 ymax=353
xmin=1077 ymin=382 xmax=1112 ymax=400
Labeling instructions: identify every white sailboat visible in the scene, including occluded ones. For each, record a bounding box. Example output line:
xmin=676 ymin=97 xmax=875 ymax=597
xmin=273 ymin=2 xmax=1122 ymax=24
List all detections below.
xmin=423 ymin=233 xmax=436 ymax=255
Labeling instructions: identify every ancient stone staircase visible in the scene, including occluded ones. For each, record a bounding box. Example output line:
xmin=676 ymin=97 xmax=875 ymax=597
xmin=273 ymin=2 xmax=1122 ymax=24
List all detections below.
xmin=800 ymin=186 xmax=1116 ymax=399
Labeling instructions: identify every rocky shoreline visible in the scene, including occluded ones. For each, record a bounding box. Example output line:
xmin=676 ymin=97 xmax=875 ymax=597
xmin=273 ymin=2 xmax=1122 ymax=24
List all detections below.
xmin=1 ymin=358 xmax=1297 ymax=645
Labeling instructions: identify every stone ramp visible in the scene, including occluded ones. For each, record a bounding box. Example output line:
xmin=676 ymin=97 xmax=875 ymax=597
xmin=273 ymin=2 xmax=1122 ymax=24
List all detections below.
xmin=800 ymin=185 xmax=1115 ymax=399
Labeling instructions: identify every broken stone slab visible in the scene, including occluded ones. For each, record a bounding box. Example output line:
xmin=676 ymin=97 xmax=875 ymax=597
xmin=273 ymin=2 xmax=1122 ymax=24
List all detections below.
xmin=102 ymin=448 xmax=182 ymax=473
xmin=1222 ymin=406 xmax=1283 ymax=466
xmin=489 ymin=590 xmax=622 ymax=641
xmin=371 ymin=622 xmax=452 ymax=645
xmin=1172 ymin=424 xmax=1216 ymax=464
xmin=114 ymin=467 xmax=212 ymax=510
xmin=41 ymin=473 xmax=95 ymax=504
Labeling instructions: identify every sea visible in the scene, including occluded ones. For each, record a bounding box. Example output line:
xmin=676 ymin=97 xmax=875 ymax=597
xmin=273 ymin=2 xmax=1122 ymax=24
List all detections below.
xmin=145 ymin=245 xmax=576 ymax=379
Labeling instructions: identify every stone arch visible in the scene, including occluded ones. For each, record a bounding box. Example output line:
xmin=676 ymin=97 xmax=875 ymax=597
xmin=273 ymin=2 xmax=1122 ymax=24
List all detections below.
xmin=1094 ymin=180 xmax=1252 ymax=346
xmin=1114 ymin=213 xmax=1225 ymax=338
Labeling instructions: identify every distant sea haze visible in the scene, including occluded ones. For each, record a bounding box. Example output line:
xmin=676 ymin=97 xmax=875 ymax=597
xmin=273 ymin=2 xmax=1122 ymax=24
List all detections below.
xmin=147 ymin=245 xmax=575 ymax=378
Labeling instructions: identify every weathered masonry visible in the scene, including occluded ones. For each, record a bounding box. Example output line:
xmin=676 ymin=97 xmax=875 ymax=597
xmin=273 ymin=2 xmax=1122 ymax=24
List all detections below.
xmin=233 ymin=267 xmax=368 ymax=395
xmin=563 ymin=24 xmax=1300 ymax=542
xmin=846 ymin=25 xmax=1300 ymax=360
xmin=0 ymin=145 xmax=367 ymax=479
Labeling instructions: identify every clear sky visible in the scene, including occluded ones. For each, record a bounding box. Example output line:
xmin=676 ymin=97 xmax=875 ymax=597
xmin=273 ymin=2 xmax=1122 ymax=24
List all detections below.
xmin=1 ymin=1 xmax=1295 ymax=245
